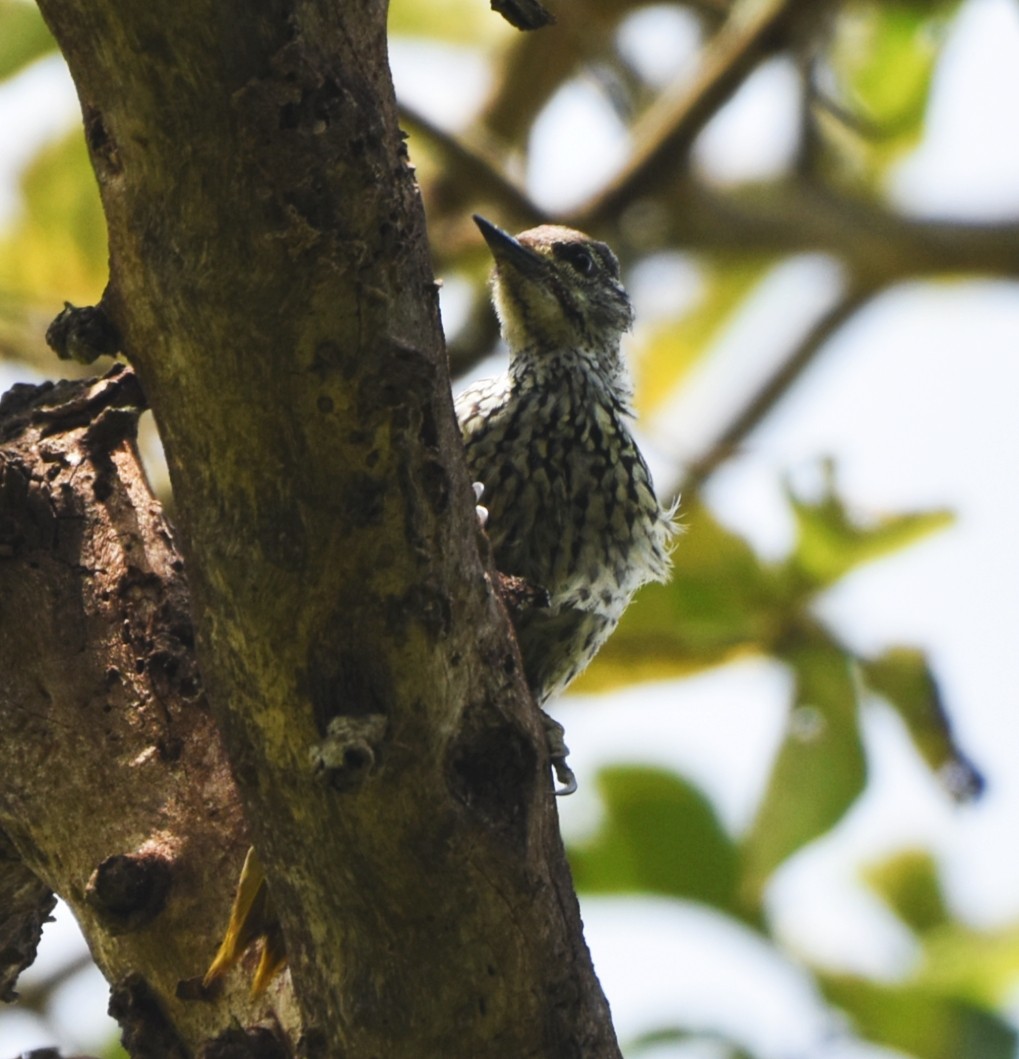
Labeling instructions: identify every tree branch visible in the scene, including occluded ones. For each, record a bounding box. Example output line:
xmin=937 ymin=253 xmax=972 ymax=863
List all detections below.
xmin=583 ymin=0 xmax=842 ymax=225
xmin=0 ymin=368 xmax=263 ymax=1051
xmin=683 ymin=279 xmax=882 ymax=489
xmin=400 ymin=101 xmax=546 ymax=226
xmin=0 ymin=829 xmax=56 ymax=1005
xmin=606 ymin=176 xmax=1019 ymax=279
xmin=22 ymin=1 xmax=620 ymax=1054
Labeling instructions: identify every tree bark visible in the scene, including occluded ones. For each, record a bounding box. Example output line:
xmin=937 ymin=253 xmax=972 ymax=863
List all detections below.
xmin=2 ymin=1 xmax=622 ymax=1055
xmin=0 ymin=369 xmax=261 ymax=1053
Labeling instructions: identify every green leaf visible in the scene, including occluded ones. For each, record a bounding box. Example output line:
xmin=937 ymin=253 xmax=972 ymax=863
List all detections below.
xmin=823 ymin=0 xmax=960 ymax=176
xmin=741 ymin=636 xmax=866 ymax=898
xmin=840 ymin=3 xmax=948 ymax=122
xmin=568 ymin=766 xmax=740 ymax=911
xmin=787 ymin=463 xmax=953 ymax=587
xmin=0 ymin=129 xmax=108 ymax=305
xmin=0 ymin=0 xmax=56 ymax=81
xmin=862 ymin=849 xmax=949 ymax=934
xmin=634 ymin=256 xmax=773 ymax=418
xmin=861 ymin=647 xmax=983 ymax=801
xmin=576 ymin=501 xmax=786 ymax=692
xmin=821 ymin=973 xmax=1017 ymax=1059
xmin=921 ymin=922 xmax=1019 ymax=1009
xmin=578 ymin=482 xmax=953 ymax=696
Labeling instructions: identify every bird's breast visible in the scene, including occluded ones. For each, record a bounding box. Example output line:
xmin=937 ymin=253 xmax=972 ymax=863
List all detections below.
xmin=458 ymin=376 xmax=667 ymax=617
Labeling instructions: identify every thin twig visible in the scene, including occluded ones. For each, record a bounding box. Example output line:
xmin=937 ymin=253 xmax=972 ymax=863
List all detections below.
xmin=683 ymin=278 xmax=881 ymax=491
xmin=579 ymin=0 xmax=841 ymax=226
xmin=399 ymin=102 xmax=546 ymax=225
xmin=663 ymin=176 xmax=1019 ymax=277
xmin=11 ymin=951 xmax=96 ymax=1015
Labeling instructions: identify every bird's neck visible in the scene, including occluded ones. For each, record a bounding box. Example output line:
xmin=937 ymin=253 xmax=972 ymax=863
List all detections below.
xmin=509 ymin=341 xmax=634 ymax=412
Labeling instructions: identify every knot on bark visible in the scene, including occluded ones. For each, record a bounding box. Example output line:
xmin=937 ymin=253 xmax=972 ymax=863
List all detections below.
xmin=446 ymin=706 xmax=537 ymax=849
xmin=200 ymin=1024 xmax=289 ymax=1059
xmin=85 ymin=849 xmax=173 ymax=934
xmin=0 ymin=838 xmax=56 ymax=1002
xmin=109 ymin=971 xmax=189 ymax=1059
xmin=309 ymin=713 xmax=388 ymax=791
xmin=495 ymin=571 xmax=551 ymax=621
xmin=45 ymin=300 xmax=122 ymax=364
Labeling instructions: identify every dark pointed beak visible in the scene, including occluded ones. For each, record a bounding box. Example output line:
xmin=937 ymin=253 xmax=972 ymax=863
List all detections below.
xmin=473 ymin=215 xmax=545 ymax=279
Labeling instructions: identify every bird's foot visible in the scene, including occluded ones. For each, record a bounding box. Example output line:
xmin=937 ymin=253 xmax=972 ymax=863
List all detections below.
xmin=542 ymin=713 xmax=577 ymax=796
xmin=472 ymin=481 xmax=489 ymax=528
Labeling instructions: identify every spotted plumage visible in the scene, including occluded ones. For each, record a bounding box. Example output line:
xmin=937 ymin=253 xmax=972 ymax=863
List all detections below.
xmin=457 ymin=217 xmax=676 ymax=708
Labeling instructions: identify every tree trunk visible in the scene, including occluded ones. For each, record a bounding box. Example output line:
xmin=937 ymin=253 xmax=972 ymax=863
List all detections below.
xmin=1 ymin=1 xmax=622 ymax=1055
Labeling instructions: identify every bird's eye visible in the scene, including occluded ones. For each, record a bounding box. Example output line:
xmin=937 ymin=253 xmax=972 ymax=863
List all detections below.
xmin=558 ymin=244 xmax=597 ymax=277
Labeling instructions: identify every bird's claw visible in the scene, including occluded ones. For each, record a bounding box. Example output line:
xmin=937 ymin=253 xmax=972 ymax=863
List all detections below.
xmin=542 ymin=713 xmax=577 ymax=796
xmin=551 ymin=755 xmax=578 ymax=796
xmin=472 ymin=481 xmax=489 ymax=528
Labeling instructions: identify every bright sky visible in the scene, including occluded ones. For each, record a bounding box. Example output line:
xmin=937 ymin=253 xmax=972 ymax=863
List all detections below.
xmin=2 ymin=1 xmax=1019 ymax=1056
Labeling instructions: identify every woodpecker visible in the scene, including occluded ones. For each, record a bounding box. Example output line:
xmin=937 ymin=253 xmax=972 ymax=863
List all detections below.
xmin=203 ymin=217 xmax=675 ymax=993
xmin=458 ymin=216 xmax=676 ymax=786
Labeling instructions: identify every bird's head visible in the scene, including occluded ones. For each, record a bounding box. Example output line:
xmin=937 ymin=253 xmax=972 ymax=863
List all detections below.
xmin=474 ymin=215 xmax=634 ymax=372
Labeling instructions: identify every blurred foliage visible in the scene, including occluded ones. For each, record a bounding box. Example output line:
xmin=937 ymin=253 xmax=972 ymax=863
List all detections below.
xmin=0 ymin=0 xmax=53 ymax=80
xmin=574 ymin=479 xmax=1004 ymax=1059
xmin=863 ymin=850 xmax=950 ymax=935
xmin=0 ymin=131 xmax=108 ymax=302
xmin=2 ymin=0 xmax=1016 ymax=1057
xmin=821 ymin=973 xmax=1016 ymax=1059
xmin=634 ymin=255 xmax=772 ymax=418
xmin=861 ymin=647 xmax=984 ymax=800
xmin=0 ymin=1 xmax=104 ymax=374
xmin=570 ymin=766 xmax=741 ymax=912
xmin=820 ymin=0 xmax=961 ymax=185
xmin=741 ymin=635 xmax=867 ymax=895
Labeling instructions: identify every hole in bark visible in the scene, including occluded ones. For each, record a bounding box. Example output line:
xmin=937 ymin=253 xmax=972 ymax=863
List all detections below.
xmin=447 ymin=711 xmax=536 ymax=847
